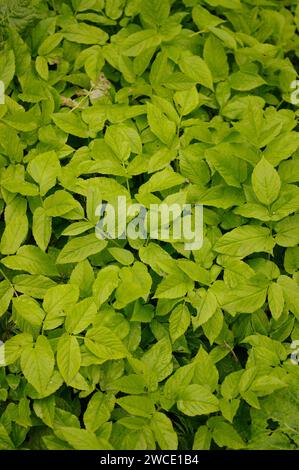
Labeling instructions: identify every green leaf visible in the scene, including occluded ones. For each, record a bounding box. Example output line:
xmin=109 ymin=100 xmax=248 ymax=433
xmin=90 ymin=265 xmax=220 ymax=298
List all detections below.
xmin=13 ymin=295 xmax=45 ymax=337
xmin=139 ymin=167 xmax=185 ymax=194
xmin=179 ymin=55 xmax=214 ymax=90
xmin=147 ymin=103 xmax=176 ymax=147
xmin=0 ymin=197 xmax=28 ymax=255
xmin=88 ymin=140 xmax=126 ymax=177
xmin=252 ymin=157 xmax=281 ymax=205
xmin=84 ymin=391 xmax=113 ymax=432
xmin=142 ymin=337 xmax=173 ymax=383
xmin=219 ymin=397 xmax=240 ymax=423
xmin=2 ymin=109 xmax=38 ymax=132
xmin=57 ymin=234 xmax=108 ymax=264
xmin=169 ymin=303 xmax=190 ymax=342
xmin=114 ymin=262 xmax=152 ymax=308
xmin=177 ymin=384 xmax=219 ymax=416
xmin=0 ymin=49 xmax=15 ymax=88
xmin=0 ymin=280 xmax=14 ymax=318
xmin=63 ymin=23 xmax=108 ymax=45
xmin=12 ymin=274 xmax=56 ymax=299
xmin=202 ymin=309 xmax=223 ymax=345
xmin=43 ymin=284 xmax=79 ymax=330
xmin=140 ymin=0 xmax=170 ymax=26
xmin=204 ymin=34 xmax=228 ymax=81
xmin=139 ymin=242 xmax=177 ymax=275
xmin=275 ymin=215 xmax=299 ymax=247
xmin=62 ymin=221 xmax=94 ymax=237
xmin=192 ymin=290 xmax=218 ymax=329
xmin=155 ymin=271 xmax=194 ymax=299
xmin=0 ymin=423 xmax=15 ymax=450
xmin=209 ymin=417 xmax=245 ymax=449
xmin=92 ymin=265 xmax=119 ymax=308
xmin=117 ymin=395 xmax=155 ymax=417
xmin=27 ymin=151 xmax=60 ymax=196
xmin=250 ymin=375 xmax=286 ymax=396
xmin=206 ymin=144 xmax=247 ymax=188
xmin=1 ymin=165 xmax=38 ymax=196
xmin=174 ymin=87 xmax=199 ymax=116
xmin=52 ymin=112 xmax=90 ymax=138
xmin=57 ymin=427 xmax=111 ymax=450
xmin=277 ymin=276 xmax=299 ymax=320
xmin=0 ymin=0 xmax=298 ymax=452
xmin=32 ymin=207 xmax=52 ymax=252
xmin=229 ymin=71 xmax=265 ymax=91
xmin=192 ymin=5 xmax=224 ymax=29
xmin=21 ymin=336 xmax=55 ymax=395
xmin=69 ymin=260 xmax=94 ymax=298
xmin=214 ymin=226 xmax=274 ymax=258
xmin=105 ymin=124 xmax=141 ymax=161
xmin=108 ymin=247 xmax=134 ymax=265
xmin=151 ymin=412 xmax=178 ymax=450
xmin=65 ymin=297 xmax=97 ymax=334
xmin=233 ymin=100 xmax=281 ymax=149
xmin=2 ymin=332 xmax=33 ymax=365
xmin=85 ymin=325 xmax=128 ymax=361
xmin=193 ymin=347 xmax=219 ymax=392
xmin=33 ymin=396 xmax=55 ymax=428
xmin=268 ymin=282 xmax=284 ymax=320
xmin=43 ymin=284 xmax=79 ymax=315
xmin=263 ymin=132 xmax=299 ymax=166
xmin=122 ymin=30 xmax=161 ymax=57
xmin=212 ymin=279 xmax=268 ymax=314
xmin=189 ymin=184 xmax=244 ymax=209
xmin=38 ymin=33 xmax=64 ymax=56
xmin=35 ymin=55 xmax=49 ymax=80
xmin=180 ymin=146 xmax=210 ymax=186
xmin=193 ymin=425 xmax=212 ymax=450
xmin=110 ymin=374 xmax=147 ymax=394
xmin=57 ymin=334 xmax=81 ymax=384
xmin=44 ymin=190 xmax=84 ymax=219
xmin=2 ymin=246 xmax=59 ymax=276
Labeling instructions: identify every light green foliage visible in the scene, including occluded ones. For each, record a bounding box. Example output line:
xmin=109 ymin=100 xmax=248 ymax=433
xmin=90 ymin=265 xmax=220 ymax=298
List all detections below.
xmin=0 ymin=0 xmax=298 ymax=452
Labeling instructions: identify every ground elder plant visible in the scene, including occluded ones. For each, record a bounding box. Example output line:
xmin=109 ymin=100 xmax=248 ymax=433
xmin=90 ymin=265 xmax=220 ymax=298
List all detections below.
xmin=0 ymin=0 xmax=299 ymax=452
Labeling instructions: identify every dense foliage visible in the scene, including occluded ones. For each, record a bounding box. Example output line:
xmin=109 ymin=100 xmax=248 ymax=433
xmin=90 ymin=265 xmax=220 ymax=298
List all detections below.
xmin=0 ymin=0 xmax=299 ymax=451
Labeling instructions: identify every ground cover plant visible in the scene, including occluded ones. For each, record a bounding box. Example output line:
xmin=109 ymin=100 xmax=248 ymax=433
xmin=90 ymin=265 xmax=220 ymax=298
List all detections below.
xmin=0 ymin=0 xmax=299 ymax=451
